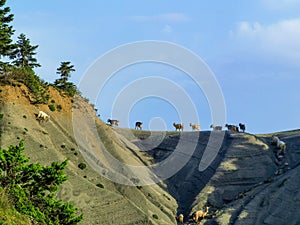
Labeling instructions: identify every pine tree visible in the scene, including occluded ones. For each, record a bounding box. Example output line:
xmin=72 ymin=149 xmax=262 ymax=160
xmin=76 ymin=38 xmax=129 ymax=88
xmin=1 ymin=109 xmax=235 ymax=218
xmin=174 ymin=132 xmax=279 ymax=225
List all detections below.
xmin=54 ymin=61 xmax=78 ymax=96
xmin=0 ymin=141 xmax=84 ymax=224
xmin=55 ymin=61 xmax=75 ymax=87
xmin=10 ymin=33 xmax=41 ymax=68
xmin=0 ymin=0 xmax=15 ymax=60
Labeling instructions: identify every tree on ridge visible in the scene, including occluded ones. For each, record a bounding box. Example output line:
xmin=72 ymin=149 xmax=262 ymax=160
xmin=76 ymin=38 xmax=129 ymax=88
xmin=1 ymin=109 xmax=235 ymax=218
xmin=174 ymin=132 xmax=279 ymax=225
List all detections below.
xmin=10 ymin=33 xmax=41 ymax=69
xmin=0 ymin=0 xmax=15 ymax=61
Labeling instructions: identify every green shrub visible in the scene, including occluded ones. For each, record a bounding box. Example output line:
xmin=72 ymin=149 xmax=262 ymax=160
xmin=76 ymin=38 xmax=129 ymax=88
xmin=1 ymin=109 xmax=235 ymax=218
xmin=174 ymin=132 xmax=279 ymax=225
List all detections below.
xmin=50 ymin=99 xmax=55 ymax=104
xmin=152 ymin=214 xmax=159 ymax=219
xmin=22 ymin=115 xmax=27 ymax=119
xmin=48 ymin=104 xmax=55 ymax=111
xmin=0 ymin=114 xmax=3 ymax=119
xmin=56 ymin=104 xmax=62 ymax=111
xmin=78 ymin=163 xmax=86 ymax=170
xmin=96 ymin=183 xmax=104 ymax=188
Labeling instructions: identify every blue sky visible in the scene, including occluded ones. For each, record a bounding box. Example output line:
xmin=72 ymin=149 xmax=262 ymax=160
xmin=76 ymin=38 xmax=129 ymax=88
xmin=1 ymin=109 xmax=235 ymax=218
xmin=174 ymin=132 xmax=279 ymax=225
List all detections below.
xmin=7 ymin=0 xmax=300 ymax=133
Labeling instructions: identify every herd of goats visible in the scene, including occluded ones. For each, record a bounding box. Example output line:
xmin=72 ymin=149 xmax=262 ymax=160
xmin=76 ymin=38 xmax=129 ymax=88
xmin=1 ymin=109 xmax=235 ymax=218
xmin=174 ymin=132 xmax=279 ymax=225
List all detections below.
xmin=107 ymin=118 xmax=246 ymax=133
xmin=35 ymin=110 xmax=247 ymax=133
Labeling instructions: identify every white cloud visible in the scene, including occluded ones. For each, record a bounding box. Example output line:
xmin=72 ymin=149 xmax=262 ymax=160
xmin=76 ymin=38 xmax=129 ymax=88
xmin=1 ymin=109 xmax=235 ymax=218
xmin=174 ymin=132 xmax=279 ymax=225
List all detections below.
xmin=162 ymin=25 xmax=173 ymax=34
xmin=232 ymin=18 xmax=300 ymax=63
xmin=261 ymin=0 xmax=300 ymax=10
xmin=130 ymin=13 xmax=190 ymax=23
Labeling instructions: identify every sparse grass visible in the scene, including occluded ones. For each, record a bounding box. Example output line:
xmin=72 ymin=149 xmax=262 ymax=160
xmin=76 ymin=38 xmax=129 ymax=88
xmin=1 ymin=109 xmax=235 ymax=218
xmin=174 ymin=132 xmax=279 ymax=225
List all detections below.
xmin=131 ymin=130 xmax=152 ymax=140
xmin=163 ymin=194 xmax=171 ymax=201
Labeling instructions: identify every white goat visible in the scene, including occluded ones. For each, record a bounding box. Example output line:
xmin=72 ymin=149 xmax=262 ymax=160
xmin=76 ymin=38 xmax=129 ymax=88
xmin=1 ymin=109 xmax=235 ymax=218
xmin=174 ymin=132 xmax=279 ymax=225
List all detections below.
xmin=277 ymin=140 xmax=286 ymax=153
xmin=37 ymin=111 xmax=50 ymax=122
xmin=271 ymin=136 xmax=286 ymax=156
xmin=271 ymin=136 xmax=280 ymax=145
xmin=190 ymin=123 xmax=200 ymax=131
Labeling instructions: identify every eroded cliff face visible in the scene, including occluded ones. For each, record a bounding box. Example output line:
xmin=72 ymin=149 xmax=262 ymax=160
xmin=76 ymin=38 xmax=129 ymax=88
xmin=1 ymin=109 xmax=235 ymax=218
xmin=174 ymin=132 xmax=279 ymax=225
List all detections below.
xmin=131 ymin=129 xmax=300 ymax=225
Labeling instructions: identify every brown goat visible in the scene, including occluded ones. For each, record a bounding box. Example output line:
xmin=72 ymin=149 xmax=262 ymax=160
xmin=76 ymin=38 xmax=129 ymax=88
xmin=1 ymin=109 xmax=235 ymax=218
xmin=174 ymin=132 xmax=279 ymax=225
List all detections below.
xmin=107 ymin=119 xmax=119 ymax=126
xmin=173 ymin=122 xmax=184 ymax=131
xmin=135 ymin=121 xmax=143 ymax=130
xmin=225 ymin=124 xmax=239 ymax=132
xmin=210 ymin=124 xmax=222 ymax=131
xmin=192 ymin=206 xmax=209 ymax=222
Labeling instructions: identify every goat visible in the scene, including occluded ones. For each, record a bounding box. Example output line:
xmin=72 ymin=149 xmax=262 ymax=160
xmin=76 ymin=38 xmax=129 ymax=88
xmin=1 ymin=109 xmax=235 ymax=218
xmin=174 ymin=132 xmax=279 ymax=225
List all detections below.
xmin=239 ymin=123 xmax=246 ymax=132
xmin=36 ymin=111 xmax=50 ymax=122
xmin=225 ymin=124 xmax=239 ymax=132
xmin=192 ymin=206 xmax=209 ymax=222
xmin=173 ymin=122 xmax=184 ymax=131
xmin=190 ymin=123 xmax=200 ymax=131
xmin=135 ymin=121 xmax=143 ymax=130
xmin=271 ymin=136 xmax=286 ymax=156
xmin=107 ymin=119 xmax=119 ymax=126
xmin=277 ymin=140 xmax=286 ymax=155
xmin=271 ymin=136 xmax=280 ymax=145
xmin=210 ymin=124 xmax=222 ymax=131
xmin=177 ymin=214 xmax=184 ymax=223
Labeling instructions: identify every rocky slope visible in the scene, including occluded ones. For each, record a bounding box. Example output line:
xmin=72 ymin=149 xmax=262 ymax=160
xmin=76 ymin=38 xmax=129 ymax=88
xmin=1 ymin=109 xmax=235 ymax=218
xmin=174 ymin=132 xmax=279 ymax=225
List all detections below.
xmin=0 ymin=83 xmax=299 ymax=225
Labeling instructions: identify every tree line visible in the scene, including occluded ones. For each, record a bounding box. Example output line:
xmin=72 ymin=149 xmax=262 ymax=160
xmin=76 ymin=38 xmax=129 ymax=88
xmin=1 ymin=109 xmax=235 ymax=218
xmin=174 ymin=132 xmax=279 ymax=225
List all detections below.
xmin=0 ymin=0 xmax=78 ymax=100
xmin=0 ymin=1 xmax=84 ymax=224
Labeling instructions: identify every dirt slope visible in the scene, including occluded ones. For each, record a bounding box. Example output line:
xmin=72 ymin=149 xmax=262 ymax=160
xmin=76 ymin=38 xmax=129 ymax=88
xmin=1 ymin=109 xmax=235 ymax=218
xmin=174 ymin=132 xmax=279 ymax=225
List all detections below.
xmin=1 ymin=84 xmax=299 ymax=225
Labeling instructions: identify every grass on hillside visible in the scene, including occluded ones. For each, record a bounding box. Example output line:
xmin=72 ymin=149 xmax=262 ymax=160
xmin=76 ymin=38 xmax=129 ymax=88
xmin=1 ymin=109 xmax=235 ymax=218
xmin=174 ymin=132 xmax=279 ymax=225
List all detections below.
xmin=0 ymin=189 xmax=32 ymax=225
